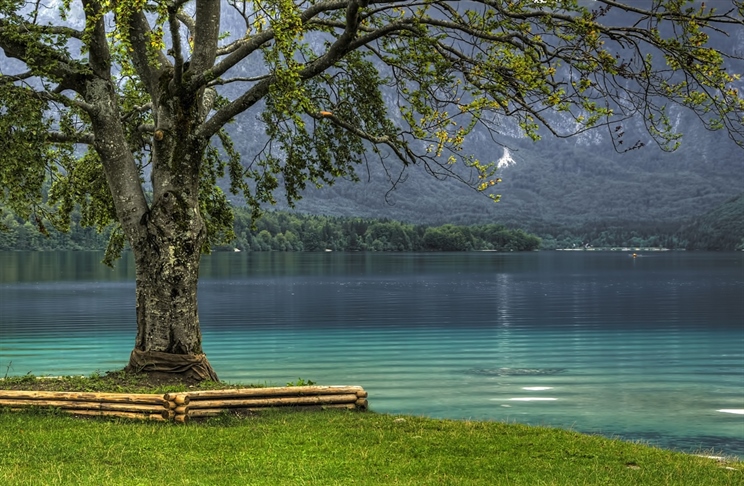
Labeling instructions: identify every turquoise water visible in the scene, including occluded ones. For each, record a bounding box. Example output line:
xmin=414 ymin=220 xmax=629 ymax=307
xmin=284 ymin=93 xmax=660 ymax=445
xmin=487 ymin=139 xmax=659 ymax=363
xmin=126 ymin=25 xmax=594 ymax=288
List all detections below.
xmin=1 ymin=251 xmax=742 ymax=457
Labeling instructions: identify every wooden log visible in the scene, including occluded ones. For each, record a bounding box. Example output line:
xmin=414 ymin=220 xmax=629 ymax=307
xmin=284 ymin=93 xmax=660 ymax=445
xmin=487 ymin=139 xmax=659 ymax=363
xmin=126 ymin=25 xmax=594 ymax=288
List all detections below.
xmin=321 ymin=403 xmax=357 ymax=410
xmin=188 ymin=408 xmax=227 ymax=418
xmin=186 ymin=386 xmax=365 ymax=400
xmin=0 ymin=390 xmax=167 ymax=406
xmin=5 ymin=407 xmax=172 ymax=419
xmin=187 ymin=403 xmax=357 ymax=418
xmin=356 ymin=390 xmax=368 ymax=399
xmin=174 ymin=414 xmax=188 ymax=424
xmin=188 ymin=394 xmax=359 ymax=409
xmin=163 ymin=393 xmax=190 ymax=405
xmin=173 ymin=405 xmax=189 ymax=415
xmin=0 ymin=399 xmax=168 ymax=414
xmin=62 ymin=409 xmax=168 ymax=421
xmin=355 ymin=398 xmax=368 ymax=410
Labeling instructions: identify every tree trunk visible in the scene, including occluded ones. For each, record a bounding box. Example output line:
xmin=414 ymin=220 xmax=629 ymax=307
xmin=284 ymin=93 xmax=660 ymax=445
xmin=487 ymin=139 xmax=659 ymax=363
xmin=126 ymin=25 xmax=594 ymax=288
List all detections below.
xmin=77 ymin=50 xmax=220 ymax=382
xmin=67 ymin=12 xmax=222 ymax=383
xmin=124 ymin=190 xmax=218 ymax=382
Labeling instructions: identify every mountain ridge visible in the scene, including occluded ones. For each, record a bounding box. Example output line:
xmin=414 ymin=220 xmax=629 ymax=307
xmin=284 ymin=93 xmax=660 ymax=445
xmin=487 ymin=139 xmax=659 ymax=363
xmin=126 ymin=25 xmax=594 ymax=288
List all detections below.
xmin=254 ymin=113 xmax=744 ymax=233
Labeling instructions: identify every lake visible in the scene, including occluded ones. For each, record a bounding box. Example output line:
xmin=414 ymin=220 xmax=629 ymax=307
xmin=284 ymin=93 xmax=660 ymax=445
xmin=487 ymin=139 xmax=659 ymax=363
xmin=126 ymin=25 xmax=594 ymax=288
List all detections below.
xmin=1 ymin=251 xmax=742 ymax=457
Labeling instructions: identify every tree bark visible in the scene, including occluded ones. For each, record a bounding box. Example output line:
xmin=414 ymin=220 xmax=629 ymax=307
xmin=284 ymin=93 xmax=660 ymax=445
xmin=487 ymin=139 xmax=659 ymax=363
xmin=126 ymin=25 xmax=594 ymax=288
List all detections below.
xmin=124 ymin=189 xmax=219 ymax=382
xmin=77 ymin=78 xmax=216 ymax=382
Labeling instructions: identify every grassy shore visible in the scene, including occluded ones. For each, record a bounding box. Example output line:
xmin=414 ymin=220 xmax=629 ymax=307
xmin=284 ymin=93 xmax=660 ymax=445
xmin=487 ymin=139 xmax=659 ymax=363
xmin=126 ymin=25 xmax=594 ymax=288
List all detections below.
xmin=0 ymin=373 xmax=741 ymax=485
xmin=0 ymin=409 xmax=740 ymax=485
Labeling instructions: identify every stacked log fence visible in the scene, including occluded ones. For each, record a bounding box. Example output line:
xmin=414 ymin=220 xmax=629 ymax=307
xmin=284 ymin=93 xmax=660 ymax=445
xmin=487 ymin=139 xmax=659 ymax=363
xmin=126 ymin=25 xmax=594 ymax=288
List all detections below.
xmin=178 ymin=385 xmax=368 ymax=420
xmin=0 ymin=390 xmax=170 ymax=421
xmin=165 ymin=392 xmax=190 ymax=423
xmin=0 ymin=386 xmax=368 ymax=422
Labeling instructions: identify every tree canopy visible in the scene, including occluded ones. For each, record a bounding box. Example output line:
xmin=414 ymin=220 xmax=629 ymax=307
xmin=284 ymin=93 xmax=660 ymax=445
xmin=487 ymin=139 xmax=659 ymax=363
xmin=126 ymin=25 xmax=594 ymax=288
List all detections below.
xmin=1 ymin=0 xmax=743 ymax=381
xmin=2 ymin=0 xmax=743 ymax=254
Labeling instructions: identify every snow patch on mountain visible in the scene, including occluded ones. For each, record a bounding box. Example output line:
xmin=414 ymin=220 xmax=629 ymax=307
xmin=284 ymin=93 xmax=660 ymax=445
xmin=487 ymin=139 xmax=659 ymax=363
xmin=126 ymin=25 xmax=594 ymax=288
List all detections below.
xmin=497 ymin=147 xmax=516 ymax=169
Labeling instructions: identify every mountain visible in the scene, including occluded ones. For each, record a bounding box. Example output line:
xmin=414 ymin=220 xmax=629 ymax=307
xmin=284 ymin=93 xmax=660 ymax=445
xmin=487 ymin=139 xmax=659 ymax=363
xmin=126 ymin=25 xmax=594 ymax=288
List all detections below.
xmin=215 ymin=5 xmax=744 ymax=233
xmin=250 ymin=110 xmax=744 ymax=233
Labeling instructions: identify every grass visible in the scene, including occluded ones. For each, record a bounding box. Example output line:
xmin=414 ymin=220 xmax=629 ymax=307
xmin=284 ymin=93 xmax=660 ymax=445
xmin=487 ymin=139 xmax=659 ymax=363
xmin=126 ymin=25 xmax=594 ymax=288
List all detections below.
xmin=0 ymin=372 xmax=741 ymax=485
xmin=0 ymin=370 xmax=250 ymax=394
xmin=0 ymin=409 xmax=741 ymax=485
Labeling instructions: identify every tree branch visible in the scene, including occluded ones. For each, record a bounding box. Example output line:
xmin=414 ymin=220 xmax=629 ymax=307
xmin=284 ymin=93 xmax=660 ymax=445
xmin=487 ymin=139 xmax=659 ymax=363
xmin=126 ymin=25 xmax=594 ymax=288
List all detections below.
xmin=46 ymin=131 xmax=95 ymax=145
xmin=82 ymin=0 xmax=111 ymax=81
xmin=0 ymin=19 xmax=90 ymax=92
xmin=187 ymin=0 xmax=350 ymax=91
xmin=121 ymin=102 xmax=154 ymax=123
xmin=197 ymin=0 xmax=367 ymax=137
xmin=126 ymin=11 xmax=170 ymax=99
xmin=168 ymin=11 xmax=186 ymax=84
xmin=309 ymin=110 xmax=417 ymax=165
xmin=31 ymin=25 xmax=83 ymax=39
xmin=0 ymin=71 xmax=34 ymax=81
xmin=188 ymin=0 xmax=221 ymax=76
xmin=175 ymin=10 xmax=196 ymax=38
xmin=196 ymin=77 xmax=273 ymax=138
xmin=37 ymin=90 xmax=97 ymax=113
xmin=207 ymin=74 xmax=271 ymax=86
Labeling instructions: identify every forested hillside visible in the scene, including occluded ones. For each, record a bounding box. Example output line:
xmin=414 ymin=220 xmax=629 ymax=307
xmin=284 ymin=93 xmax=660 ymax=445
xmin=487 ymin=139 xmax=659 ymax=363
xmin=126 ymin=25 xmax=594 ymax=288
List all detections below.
xmin=0 ymin=207 xmax=540 ymax=253
xmin=253 ymin=110 xmax=744 ymax=232
xmin=0 ymin=209 xmax=111 ymax=251
xmin=3 ymin=191 xmax=742 ymax=252
xmin=676 ymin=194 xmax=744 ymax=251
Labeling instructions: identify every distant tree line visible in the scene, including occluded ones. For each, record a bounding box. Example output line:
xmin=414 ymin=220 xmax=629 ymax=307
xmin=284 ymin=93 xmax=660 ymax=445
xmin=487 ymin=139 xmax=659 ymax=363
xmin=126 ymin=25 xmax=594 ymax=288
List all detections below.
xmin=532 ymin=193 xmax=744 ymax=251
xmin=534 ymin=222 xmax=687 ymax=250
xmin=0 ymin=208 xmax=111 ymax=251
xmin=226 ymin=211 xmax=541 ymax=252
xmin=3 ymin=193 xmax=741 ymax=252
xmin=0 ymin=206 xmax=541 ymax=252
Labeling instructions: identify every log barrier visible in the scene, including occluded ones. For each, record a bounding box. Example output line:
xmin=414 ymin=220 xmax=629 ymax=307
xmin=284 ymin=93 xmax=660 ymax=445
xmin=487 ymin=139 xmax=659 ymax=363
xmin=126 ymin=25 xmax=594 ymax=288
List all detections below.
xmin=0 ymin=390 xmax=170 ymax=421
xmin=0 ymin=385 xmax=368 ymax=422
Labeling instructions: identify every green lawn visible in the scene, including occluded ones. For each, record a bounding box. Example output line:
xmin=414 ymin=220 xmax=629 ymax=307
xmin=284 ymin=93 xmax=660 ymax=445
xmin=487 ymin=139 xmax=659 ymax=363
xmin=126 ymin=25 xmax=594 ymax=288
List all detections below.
xmin=0 ymin=409 xmax=740 ymax=485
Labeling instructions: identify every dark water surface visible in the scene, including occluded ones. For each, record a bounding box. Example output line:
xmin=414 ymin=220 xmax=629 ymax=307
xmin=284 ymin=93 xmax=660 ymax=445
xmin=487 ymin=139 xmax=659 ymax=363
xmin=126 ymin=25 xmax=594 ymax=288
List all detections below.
xmin=1 ymin=251 xmax=743 ymax=457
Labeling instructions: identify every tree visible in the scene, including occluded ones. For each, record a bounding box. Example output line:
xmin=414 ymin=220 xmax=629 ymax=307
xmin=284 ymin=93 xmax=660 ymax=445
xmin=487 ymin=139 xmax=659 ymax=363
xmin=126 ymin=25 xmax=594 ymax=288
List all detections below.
xmin=1 ymin=0 xmax=743 ymax=382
